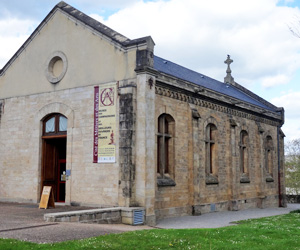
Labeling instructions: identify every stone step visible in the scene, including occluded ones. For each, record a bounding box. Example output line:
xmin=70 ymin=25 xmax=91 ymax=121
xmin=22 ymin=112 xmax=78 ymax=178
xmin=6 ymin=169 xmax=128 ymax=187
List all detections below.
xmin=44 ymin=207 xmax=145 ymax=225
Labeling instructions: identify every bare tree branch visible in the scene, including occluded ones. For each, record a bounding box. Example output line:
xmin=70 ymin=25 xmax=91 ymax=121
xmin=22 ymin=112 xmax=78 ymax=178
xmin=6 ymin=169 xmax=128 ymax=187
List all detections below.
xmin=287 ymin=15 xmax=300 ymax=38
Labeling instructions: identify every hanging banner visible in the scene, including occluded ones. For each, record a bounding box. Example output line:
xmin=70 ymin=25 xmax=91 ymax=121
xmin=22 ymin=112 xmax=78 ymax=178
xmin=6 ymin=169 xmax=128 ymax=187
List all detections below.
xmin=93 ymin=83 xmax=116 ymax=163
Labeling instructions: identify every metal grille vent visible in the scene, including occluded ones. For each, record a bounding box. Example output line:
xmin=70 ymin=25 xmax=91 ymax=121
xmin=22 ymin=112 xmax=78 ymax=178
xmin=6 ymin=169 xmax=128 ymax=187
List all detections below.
xmin=210 ymin=203 xmax=216 ymax=212
xmin=133 ymin=210 xmax=144 ymax=225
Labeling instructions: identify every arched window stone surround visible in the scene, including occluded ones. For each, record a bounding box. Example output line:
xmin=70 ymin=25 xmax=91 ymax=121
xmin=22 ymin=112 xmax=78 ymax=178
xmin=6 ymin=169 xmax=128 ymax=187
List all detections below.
xmin=237 ymin=124 xmax=250 ymax=183
xmin=156 ymin=106 xmax=176 ymax=187
xmin=264 ymin=133 xmax=275 ymax=182
xmin=203 ymin=116 xmax=219 ymax=185
xmin=239 ymin=129 xmax=250 ymax=183
xmin=35 ymin=102 xmax=74 ymax=200
xmin=36 ymin=102 xmax=74 ymax=130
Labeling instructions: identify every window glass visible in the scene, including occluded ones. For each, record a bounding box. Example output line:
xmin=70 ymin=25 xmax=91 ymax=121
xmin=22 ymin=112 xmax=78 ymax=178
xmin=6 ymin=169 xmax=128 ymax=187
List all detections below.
xmin=59 ymin=116 xmax=68 ymax=132
xmin=45 ymin=117 xmax=55 ymax=133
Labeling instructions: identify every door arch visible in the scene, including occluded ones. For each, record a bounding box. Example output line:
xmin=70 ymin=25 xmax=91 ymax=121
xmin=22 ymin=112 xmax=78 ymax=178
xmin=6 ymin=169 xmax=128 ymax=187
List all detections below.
xmin=41 ymin=113 xmax=67 ymax=202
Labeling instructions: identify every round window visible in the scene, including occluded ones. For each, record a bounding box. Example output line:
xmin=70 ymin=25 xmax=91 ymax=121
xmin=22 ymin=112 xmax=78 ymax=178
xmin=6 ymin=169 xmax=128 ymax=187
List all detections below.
xmin=45 ymin=51 xmax=68 ymax=84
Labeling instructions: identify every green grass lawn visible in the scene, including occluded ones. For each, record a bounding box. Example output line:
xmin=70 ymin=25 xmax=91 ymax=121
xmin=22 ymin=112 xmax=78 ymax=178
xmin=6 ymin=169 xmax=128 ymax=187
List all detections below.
xmin=1 ymin=211 xmax=299 ymax=250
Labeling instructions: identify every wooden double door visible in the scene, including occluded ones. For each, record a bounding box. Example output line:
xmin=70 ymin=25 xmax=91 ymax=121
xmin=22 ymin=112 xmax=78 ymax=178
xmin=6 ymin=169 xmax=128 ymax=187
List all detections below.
xmin=41 ymin=137 xmax=66 ymax=202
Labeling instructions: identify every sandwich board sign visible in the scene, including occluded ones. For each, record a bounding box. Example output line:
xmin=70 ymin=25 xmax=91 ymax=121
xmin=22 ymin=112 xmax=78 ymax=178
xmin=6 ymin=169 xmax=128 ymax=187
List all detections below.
xmin=39 ymin=186 xmax=55 ymax=209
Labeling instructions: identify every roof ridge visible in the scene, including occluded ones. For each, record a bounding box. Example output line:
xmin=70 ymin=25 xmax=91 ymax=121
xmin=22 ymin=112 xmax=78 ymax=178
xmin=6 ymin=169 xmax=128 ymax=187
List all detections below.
xmin=56 ymin=2 xmax=131 ymax=45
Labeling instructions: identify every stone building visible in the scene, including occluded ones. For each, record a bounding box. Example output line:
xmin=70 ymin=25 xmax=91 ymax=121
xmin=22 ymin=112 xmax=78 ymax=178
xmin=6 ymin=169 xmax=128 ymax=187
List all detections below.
xmin=0 ymin=1 xmax=286 ymax=225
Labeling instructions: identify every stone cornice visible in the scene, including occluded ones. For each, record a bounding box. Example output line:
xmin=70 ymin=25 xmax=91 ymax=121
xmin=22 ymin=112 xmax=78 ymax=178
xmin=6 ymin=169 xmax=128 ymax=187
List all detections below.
xmin=135 ymin=66 xmax=159 ymax=76
xmin=155 ymin=83 xmax=282 ymax=127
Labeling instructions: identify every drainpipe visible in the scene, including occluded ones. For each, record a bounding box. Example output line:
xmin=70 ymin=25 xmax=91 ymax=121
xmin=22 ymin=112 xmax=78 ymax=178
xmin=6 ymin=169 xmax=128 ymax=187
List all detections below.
xmin=277 ymin=126 xmax=282 ymax=207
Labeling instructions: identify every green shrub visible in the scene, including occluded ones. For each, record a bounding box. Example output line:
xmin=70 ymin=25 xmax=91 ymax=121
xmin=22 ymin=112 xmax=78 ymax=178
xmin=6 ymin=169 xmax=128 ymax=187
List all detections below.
xmin=290 ymin=209 xmax=300 ymax=213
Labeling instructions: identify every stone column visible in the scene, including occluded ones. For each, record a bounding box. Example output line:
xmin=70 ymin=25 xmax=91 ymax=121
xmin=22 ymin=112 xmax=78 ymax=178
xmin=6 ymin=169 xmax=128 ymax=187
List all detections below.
xmin=65 ymin=126 xmax=73 ymax=205
xmin=135 ymin=72 xmax=156 ymax=225
xmin=257 ymin=123 xmax=266 ymax=208
xmin=278 ymin=128 xmax=287 ymax=207
xmin=229 ymin=119 xmax=238 ymax=210
xmin=118 ymin=81 xmax=137 ymax=207
xmin=191 ymin=108 xmax=201 ymax=214
xmin=133 ymin=37 xmax=157 ymax=225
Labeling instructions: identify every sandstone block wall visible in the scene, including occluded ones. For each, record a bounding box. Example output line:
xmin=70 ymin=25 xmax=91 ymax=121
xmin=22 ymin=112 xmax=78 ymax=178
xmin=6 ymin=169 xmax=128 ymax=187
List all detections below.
xmin=0 ymin=85 xmax=120 ymax=206
xmin=154 ymin=85 xmax=282 ymax=219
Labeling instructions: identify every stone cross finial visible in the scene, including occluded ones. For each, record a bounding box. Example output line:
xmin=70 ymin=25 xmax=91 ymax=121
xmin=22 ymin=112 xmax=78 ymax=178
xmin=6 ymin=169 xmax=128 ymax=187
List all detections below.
xmin=224 ymin=55 xmax=234 ymax=84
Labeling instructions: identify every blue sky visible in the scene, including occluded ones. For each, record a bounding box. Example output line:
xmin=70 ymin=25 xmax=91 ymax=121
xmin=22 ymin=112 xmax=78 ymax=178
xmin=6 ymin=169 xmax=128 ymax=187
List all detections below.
xmin=1 ymin=0 xmax=300 ymax=141
xmin=277 ymin=0 xmax=300 ymax=8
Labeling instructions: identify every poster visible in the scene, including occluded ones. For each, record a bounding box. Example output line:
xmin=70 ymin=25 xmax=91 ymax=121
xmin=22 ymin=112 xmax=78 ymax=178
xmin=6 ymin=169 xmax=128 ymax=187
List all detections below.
xmin=93 ymin=83 xmax=116 ymax=163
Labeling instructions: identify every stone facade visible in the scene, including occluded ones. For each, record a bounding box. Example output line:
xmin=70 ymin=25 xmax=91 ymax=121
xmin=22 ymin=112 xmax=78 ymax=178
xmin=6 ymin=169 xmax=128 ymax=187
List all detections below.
xmin=0 ymin=2 xmax=285 ymax=226
xmin=154 ymin=81 xmax=285 ymax=219
xmin=0 ymin=86 xmax=120 ymax=205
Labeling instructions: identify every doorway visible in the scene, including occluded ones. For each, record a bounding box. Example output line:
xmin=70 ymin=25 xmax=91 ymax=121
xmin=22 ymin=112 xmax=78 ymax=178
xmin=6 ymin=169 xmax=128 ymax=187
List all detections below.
xmin=41 ymin=114 xmax=67 ymax=202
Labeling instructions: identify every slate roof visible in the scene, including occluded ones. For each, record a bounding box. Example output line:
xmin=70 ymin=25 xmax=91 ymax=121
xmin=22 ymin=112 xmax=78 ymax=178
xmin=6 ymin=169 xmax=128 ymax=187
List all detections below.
xmin=154 ymin=56 xmax=278 ymax=112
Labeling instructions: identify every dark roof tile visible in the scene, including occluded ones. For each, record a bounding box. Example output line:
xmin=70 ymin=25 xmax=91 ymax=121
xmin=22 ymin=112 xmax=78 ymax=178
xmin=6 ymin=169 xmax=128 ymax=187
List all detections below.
xmin=154 ymin=55 xmax=277 ymax=112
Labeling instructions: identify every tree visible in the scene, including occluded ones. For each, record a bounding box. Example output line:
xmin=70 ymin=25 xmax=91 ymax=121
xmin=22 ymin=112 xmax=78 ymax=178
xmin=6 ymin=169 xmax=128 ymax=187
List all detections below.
xmin=285 ymin=139 xmax=300 ymax=195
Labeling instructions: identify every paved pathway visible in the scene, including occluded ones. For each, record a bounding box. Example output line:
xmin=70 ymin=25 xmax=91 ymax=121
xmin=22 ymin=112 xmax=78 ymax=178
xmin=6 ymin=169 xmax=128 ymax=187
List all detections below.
xmin=0 ymin=202 xmax=299 ymax=243
xmin=0 ymin=202 xmax=151 ymax=243
xmin=156 ymin=203 xmax=300 ymax=229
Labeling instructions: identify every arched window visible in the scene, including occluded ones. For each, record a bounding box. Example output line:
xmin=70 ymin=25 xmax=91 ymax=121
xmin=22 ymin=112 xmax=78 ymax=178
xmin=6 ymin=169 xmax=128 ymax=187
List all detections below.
xmin=265 ymin=135 xmax=274 ymax=182
xmin=43 ymin=113 xmax=67 ymax=137
xmin=157 ymin=114 xmax=175 ymax=186
xmin=240 ymin=130 xmax=250 ymax=183
xmin=205 ymin=123 xmax=218 ymax=184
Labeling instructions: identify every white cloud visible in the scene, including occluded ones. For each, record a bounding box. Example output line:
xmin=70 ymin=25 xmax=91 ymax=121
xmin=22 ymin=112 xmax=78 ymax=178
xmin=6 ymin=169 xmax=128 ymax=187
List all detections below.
xmin=74 ymin=0 xmax=139 ymax=9
xmin=0 ymin=18 xmax=35 ymax=68
xmin=280 ymin=119 xmax=300 ymax=141
xmin=89 ymin=0 xmax=300 ymax=88
xmin=261 ymin=74 xmax=291 ymax=88
xmin=272 ymin=92 xmax=300 ymax=140
xmin=272 ymin=92 xmax=300 ymax=119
